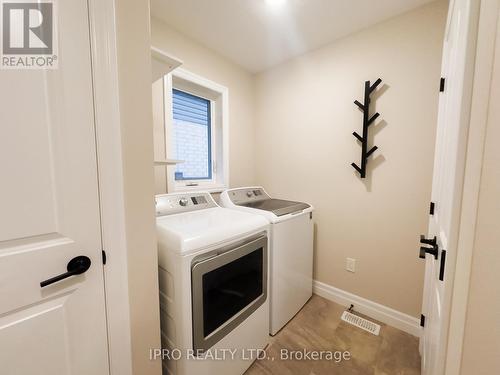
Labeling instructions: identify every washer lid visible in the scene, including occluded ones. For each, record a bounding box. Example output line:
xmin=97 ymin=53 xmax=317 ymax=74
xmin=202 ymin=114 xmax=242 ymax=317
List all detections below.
xmin=156 ymin=207 xmax=268 ymax=255
xmin=238 ymin=198 xmax=311 ymax=217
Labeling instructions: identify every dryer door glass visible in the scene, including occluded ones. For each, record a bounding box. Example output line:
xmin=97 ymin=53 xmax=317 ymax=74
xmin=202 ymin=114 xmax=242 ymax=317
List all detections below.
xmin=191 ymin=235 xmax=268 ymax=351
xmin=202 ymin=247 xmax=263 ymax=336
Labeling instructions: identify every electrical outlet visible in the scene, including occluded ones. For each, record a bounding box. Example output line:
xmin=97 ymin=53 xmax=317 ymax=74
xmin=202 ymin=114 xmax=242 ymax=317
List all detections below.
xmin=346 ymin=258 xmax=356 ymax=273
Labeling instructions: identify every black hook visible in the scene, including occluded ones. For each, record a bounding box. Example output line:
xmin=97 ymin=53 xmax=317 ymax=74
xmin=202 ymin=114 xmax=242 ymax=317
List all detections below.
xmin=351 ymin=78 xmax=382 ymax=178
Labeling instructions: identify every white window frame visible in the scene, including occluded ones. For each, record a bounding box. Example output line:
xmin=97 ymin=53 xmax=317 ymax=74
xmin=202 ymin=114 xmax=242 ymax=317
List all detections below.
xmin=163 ymin=68 xmax=229 ymax=193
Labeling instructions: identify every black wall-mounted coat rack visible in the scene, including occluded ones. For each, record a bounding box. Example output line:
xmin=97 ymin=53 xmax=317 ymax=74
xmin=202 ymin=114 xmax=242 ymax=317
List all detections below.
xmin=351 ymin=78 xmax=382 ymax=178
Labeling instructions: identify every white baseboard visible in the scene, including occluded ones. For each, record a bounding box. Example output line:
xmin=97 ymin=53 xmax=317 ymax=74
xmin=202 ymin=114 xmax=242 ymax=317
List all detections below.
xmin=313 ymin=280 xmax=421 ymax=337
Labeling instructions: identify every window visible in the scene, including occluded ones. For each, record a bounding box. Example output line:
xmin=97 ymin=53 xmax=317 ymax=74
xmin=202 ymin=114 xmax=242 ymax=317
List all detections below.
xmin=164 ymin=69 xmax=228 ymax=192
xmin=172 ymin=89 xmax=212 ymax=181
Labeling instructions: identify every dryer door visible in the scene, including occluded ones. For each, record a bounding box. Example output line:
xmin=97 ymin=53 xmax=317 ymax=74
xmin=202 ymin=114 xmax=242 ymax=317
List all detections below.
xmin=191 ymin=235 xmax=268 ymax=352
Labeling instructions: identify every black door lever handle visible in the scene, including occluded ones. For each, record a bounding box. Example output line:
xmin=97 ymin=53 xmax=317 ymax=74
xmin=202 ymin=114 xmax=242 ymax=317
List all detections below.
xmin=419 ymin=235 xmax=439 ymax=260
xmin=40 ymin=256 xmax=91 ymax=288
xmin=419 ymin=246 xmax=438 ymax=260
xmin=420 ymin=235 xmax=437 ymax=247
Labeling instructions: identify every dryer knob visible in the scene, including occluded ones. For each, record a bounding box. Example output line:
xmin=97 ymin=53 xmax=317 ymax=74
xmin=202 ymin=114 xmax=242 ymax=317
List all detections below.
xmin=179 ymin=198 xmax=189 ymax=206
xmin=246 ymin=191 xmax=253 ymax=197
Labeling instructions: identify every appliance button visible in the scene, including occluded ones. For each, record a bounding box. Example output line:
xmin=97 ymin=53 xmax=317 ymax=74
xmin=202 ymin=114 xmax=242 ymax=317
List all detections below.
xmin=179 ymin=198 xmax=189 ymax=206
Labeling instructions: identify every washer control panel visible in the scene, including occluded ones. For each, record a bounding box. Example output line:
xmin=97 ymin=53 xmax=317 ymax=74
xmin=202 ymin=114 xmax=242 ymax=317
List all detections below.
xmin=155 ymin=192 xmax=217 ymax=216
xmin=228 ymin=187 xmax=269 ymax=205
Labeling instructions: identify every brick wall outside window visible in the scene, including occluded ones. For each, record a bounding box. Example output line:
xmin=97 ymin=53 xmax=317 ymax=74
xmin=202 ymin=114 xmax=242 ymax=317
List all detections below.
xmin=173 ymin=119 xmax=210 ymax=179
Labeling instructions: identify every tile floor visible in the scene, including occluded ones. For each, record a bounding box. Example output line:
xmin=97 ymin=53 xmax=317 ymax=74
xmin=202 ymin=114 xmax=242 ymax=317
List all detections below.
xmin=245 ymin=295 xmax=421 ymax=375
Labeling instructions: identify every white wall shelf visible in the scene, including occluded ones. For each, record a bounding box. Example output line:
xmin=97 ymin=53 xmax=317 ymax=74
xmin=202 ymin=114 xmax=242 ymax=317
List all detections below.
xmin=151 ymin=46 xmax=182 ymax=82
xmin=154 ymin=159 xmax=184 ymax=166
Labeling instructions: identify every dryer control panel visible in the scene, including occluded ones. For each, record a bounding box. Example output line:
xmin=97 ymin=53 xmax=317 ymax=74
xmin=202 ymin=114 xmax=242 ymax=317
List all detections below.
xmin=155 ymin=192 xmax=217 ymax=216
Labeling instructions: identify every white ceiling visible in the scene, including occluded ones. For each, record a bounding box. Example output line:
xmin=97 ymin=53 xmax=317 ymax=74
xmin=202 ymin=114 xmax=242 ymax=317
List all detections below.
xmin=151 ymin=0 xmax=437 ymax=73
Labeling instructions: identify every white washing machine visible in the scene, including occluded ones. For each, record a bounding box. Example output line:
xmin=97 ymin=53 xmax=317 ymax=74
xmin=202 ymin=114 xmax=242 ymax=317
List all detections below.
xmin=220 ymin=187 xmax=314 ymax=335
xmin=155 ymin=192 xmax=270 ymax=375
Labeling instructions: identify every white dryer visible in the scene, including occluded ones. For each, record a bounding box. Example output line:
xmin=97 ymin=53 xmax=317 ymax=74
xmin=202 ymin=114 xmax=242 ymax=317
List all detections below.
xmin=155 ymin=192 xmax=270 ymax=375
xmin=220 ymin=187 xmax=314 ymax=335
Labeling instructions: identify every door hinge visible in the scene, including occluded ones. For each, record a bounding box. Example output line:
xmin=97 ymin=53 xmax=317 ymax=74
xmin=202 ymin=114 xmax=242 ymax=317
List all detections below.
xmin=439 ymin=250 xmax=446 ymax=281
xmin=102 ymin=250 xmax=107 ymax=265
xmin=420 ymin=314 xmax=426 ymax=327
xmin=430 ymin=202 xmax=435 ymax=215
xmin=440 ymin=77 xmax=446 ymax=92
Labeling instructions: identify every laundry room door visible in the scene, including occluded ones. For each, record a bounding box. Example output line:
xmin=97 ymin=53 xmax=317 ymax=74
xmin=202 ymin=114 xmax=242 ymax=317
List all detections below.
xmin=0 ymin=0 xmax=109 ymax=374
xmin=420 ymin=0 xmax=477 ymax=374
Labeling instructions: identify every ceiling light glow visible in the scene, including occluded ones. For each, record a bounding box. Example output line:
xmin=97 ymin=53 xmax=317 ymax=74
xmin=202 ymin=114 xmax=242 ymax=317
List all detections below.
xmin=266 ymin=0 xmax=286 ymax=8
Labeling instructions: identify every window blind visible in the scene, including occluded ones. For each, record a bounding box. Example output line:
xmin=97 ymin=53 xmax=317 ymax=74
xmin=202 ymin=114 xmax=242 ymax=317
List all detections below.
xmin=172 ymin=89 xmax=210 ymax=126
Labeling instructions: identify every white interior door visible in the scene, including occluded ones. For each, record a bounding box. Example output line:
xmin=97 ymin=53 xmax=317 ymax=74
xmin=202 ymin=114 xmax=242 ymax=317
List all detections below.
xmin=0 ymin=0 xmax=109 ymax=374
xmin=420 ymin=0 xmax=476 ymax=374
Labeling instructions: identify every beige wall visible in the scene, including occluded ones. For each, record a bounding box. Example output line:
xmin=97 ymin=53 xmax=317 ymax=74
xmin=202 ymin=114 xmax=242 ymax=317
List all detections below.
xmin=114 ymin=1 xmax=162 ymax=374
xmin=151 ymin=18 xmax=256 ymax=192
xmin=254 ymin=1 xmax=448 ymax=317
xmin=460 ymin=8 xmax=500 ymax=373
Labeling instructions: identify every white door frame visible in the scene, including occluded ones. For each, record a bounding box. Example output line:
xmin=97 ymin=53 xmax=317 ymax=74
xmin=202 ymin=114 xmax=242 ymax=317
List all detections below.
xmin=87 ymin=0 xmax=136 ymax=374
xmin=444 ymin=0 xmax=500 ymax=373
